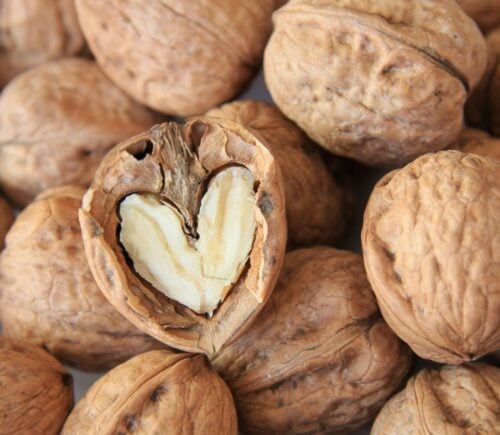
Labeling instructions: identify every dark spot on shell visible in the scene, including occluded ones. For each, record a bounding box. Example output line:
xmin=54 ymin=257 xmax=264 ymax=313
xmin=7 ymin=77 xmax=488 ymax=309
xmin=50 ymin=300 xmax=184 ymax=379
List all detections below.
xmin=150 ymin=384 xmax=167 ymax=402
xmin=128 ymin=139 xmax=154 ymax=161
xmin=125 ymin=415 xmax=138 ymax=432
xmin=81 ymin=148 xmax=93 ymax=157
xmin=61 ymin=373 xmax=73 ymax=386
xmin=258 ymin=192 xmax=273 ymax=216
xmin=277 ymin=398 xmax=285 ymax=407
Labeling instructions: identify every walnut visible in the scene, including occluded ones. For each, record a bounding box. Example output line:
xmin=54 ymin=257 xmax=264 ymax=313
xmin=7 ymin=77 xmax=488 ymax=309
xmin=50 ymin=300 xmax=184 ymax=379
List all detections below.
xmin=466 ymin=28 xmax=500 ymax=137
xmin=372 ymin=363 xmax=500 ymax=434
xmin=75 ymin=0 xmax=274 ymax=116
xmin=210 ymin=247 xmax=412 ymax=434
xmin=0 ymin=195 xmax=14 ymax=250
xmin=0 ymin=186 xmax=161 ymax=371
xmin=362 ymin=150 xmax=500 ymax=364
xmin=457 ymin=0 xmax=500 ymax=34
xmin=0 ymin=337 xmax=74 ymax=435
xmin=80 ymin=118 xmax=287 ymax=354
xmin=62 ymin=350 xmax=237 ymax=434
xmin=451 ymin=128 xmax=500 ymax=160
xmin=0 ymin=57 xmax=159 ymax=206
xmin=0 ymin=0 xmax=84 ymax=87
xmin=207 ymin=100 xmax=349 ymax=247
xmin=264 ymin=0 xmax=487 ymax=167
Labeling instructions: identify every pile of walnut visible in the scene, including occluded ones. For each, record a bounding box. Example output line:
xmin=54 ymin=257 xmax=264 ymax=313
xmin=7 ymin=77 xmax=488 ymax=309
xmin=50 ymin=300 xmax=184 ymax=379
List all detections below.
xmin=0 ymin=1 xmax=498 ymax=434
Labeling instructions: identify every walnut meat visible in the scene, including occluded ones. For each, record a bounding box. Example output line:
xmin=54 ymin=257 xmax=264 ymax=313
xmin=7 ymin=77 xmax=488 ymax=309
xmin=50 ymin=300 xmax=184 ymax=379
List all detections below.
xmin=457 ymin=0 xmax=500 ymax=33
xmin=264 ymin=0 xmax=487 ymax=167
xmin=362 ymin=151 xmax=500 ymax=364
xmin=0 ymin=57 xmax=159 ymax=206
xmin=80 ymin=118 xmax=287 ymax=354
xmin=62 ymin=350 xmax=237 ymax=434
xmin=0 ymin=186 xmax=161 ymax=371
xmin=0 ymin=337 xmax=74 ymax=435
xmin=451 ymin=128 xmax=500 ymax=160
xmin=0 ymin=0 xmax=84 ymax=86
xmin=210 ymin=247 xmax=412 ymax=434
xmin=75 ymin=0 xmax=274 ymax=116
xmin=0 ymin=195 xmax=14 ymax=250
xmin=372 ymin=363 xmax=500 ymax=434
xmin=207 ymin=100 xmax=349 ymax=247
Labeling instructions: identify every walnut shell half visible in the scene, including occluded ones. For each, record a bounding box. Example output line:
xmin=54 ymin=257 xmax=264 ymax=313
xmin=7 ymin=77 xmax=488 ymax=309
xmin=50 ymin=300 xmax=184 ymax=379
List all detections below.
xmin=62 ymin=350 xmax=237 ymax=435
xmin=362 ymin=150 xmax=500 ymax=364
xmin=372 ymin=363 xmax=500 ymax=434
xmin=451 ymin=128 xmax=500 ymax=160
xmin=0 ymin=195 xmax=14 ymax=250
xmin=0 ymin=337 xmax=74 ymax=435
xmin=80 ymin=118 xmax=287 ymax=354
xmin=211 ymin=247 xmax=412 ymax=434
xmin=207 ymin=100 xmax=349 ymax=247
xmin=0 ymin=186 xmax=162 ymax=371
xmin=0 ymin=57 xmax=160 ymax=206
xmin=264 ymin=0 xmax=487 ymax=167
xmin=457 ymin=0 xmax=500 ymax=33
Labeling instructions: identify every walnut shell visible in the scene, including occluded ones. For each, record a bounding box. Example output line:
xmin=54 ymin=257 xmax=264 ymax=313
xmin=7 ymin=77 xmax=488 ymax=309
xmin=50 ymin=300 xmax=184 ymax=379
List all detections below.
xmin=466 ymin=28 xmax=500 ymax=137
xmin=457 ymin=0 xmax=500 ymax=33
xmin=80 ymin=118 xmax=287 ymax=354
xmin=0 ymin=186 xmax=161 ymax=371
xmin=0 ymin=337 xmax=74 ymax=435
xmin=0 ymin=57 xmax=159 ymax=206
xmin=0 ymin=0 xmax=84 ymax=87
xmin=372 ymin=363 xmax=500 ymax=434
xmin=451 ymin=128 xmax=500 ymax=160
xmin=62 ymin=350 xmax=237 ymax=434
xmin=75 ymin=0 xmax=274 ymax=116
xmin=264 ymin=0 xmax=487 ymax=167
xmin=362 ymin=150 xmax=500 ymax=364
xmin=207 ymin=100 xmax=348 ymax=247
xmin=0 ymin=195 xmax=14 ymax=250
xmin=210 ymin=247 xmax=412 ymax=434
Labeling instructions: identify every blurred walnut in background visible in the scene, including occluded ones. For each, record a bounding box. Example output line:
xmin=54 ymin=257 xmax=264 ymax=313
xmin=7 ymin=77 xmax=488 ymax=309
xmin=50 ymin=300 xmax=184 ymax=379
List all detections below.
xmin=457 ymin=0 xmax=500 ymax=33
xmin=452 ymin=128 xmax=500 ymax=160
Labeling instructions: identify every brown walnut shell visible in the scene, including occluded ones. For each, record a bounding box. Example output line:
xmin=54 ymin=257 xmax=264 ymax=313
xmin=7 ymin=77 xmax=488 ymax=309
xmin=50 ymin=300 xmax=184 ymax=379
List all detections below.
xmin=75 ymin=0 xmax=274 ymax=116
xmin=362 ymin=150 xmax=500 ymax=364
xmin=0 ymin=337 xmax=74 ymax=435
xmin=0 ymin=0 xmax=84 ymax=87
xmin=451 ymin=128 xmax=500 ymax=160
xmin=457 ymin=0 xmax=500 ymax=34
xmin=80 ymin=118 xmax=287 ymax=354
xmin=264 ymin=0 xmax=487 ymax=167
xmin=210 ymin=247 xmax=412 ymax=434
xmin=207 ymin=100 xmax=348 ymax=247
xmin=372 ymin=363 xmax=500 ymax=434
xmin=0 ymin=186 xmax=161 ymax=371
xmin=62 ymin=350 xmax=237 ymax=435
xmin=0 ymin=195 xmax=14 ymax=250
xmin=0 ymin=57 xmax=159 ymax=206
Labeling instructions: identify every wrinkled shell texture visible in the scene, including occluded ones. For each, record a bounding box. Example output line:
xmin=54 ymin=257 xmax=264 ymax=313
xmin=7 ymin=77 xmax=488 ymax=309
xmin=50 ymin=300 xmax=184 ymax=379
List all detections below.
xmin=0 ymin=195 xmax=14 ymax=249
xmin=457 ymin=0 xmax=500 ymax=33
xmin=76 ymin=0 xmax=274 ymax=116
xmin=80 ymin=118 xmax=287 ymax=354
xmin=63 ymin=350 xmax=237 ymax=435
xmin=265 ymin=0 xmax=487 ymax=167
xmin=452 ymin=128 xmax=500 ymax=160
xmin=372 ymin=363 xmax=500 ymax=434
xmin=0 ymin=186 xmax=160 ymax=371
xmin=0 ymin=0 xmax=84 ymax=86
xmin=211 ymin=247 xmax=412 ymax=434
xmin=0 ymin=57 xmax=158 ymax=206
xmin=207 ymin=100 xmax=348 ymax=247
xmin=0 ymin=337 xmax=74 ymax=435
xmin=362 ymin=151 xmax=500 ymax=364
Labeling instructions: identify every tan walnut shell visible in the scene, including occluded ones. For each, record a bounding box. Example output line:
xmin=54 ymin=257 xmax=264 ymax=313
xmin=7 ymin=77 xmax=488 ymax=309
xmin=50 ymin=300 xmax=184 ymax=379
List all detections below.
xmin=0 ymin=195 xmax=14 ymax=250
xmin=264 ymin=0 xmax=487 ymax=167
xmin=75 ymin=0 xmax=274 ymax=116
xmin=210 ymin=247 xmax=412 ymax=434
xmin=0 ymin=186 xmax=161 ymax=371
xmin=80 ymin=118 xmax=287 ymax=354
xmin=0 ymin=337 xmax=74 ymax=435
xmin=457 ymin=0 xmax=500 ymax=34
xmin=207 ymin=100 xmax=348 ymax=247
xmin=362 ymin=150 xmax=500 ymax=364
xmin=372 ymin=363 xmax=500 ymax=434
xmin=451 ymin=128 xmax=500 ymax=160
xmin=0 ymin=57 xmax=159 ymax=206
xmin=62 ymin=350 xmax=237 ymax=435
xmin=0 ymin=0 xmax=84 ymax=87
xmin=466 ymin=28 xmax=500 ymax=137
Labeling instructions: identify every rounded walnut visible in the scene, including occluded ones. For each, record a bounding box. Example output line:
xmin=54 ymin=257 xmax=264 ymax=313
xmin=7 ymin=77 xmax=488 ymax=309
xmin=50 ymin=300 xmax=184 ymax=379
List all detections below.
xmin=0 ymin=0 xmax=84 ymax=87
xmin=362 ymin=151 xmax=500 ymax=364
xmin=207 ymin=100 xmax=348 ymax=246
xmin=0 ymin=195 xmax=14 ymax=250
xmin=372 ymin=363 xmax=500 ymax=434
xmin=0 ymin=337 xmax=74 ymax=435
xmin=0 ymin=57 xmax=159 ymax=206
xmin=264 ymin=0 xmax=487 ymax=167
xmin=211 ymin=247 xmax=412 ymax=434
xmin=62 ymin=350 xmax=237 ymax=435
xmin=451 ymin=128 xmax=500 ymax=160
xmin=457 ymin=0 xmax=500 ymax=34
xmin=75 ymin=0 xmax=274 ymax=116
xmin=0 ymin=186 xmax=161 ymax=371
